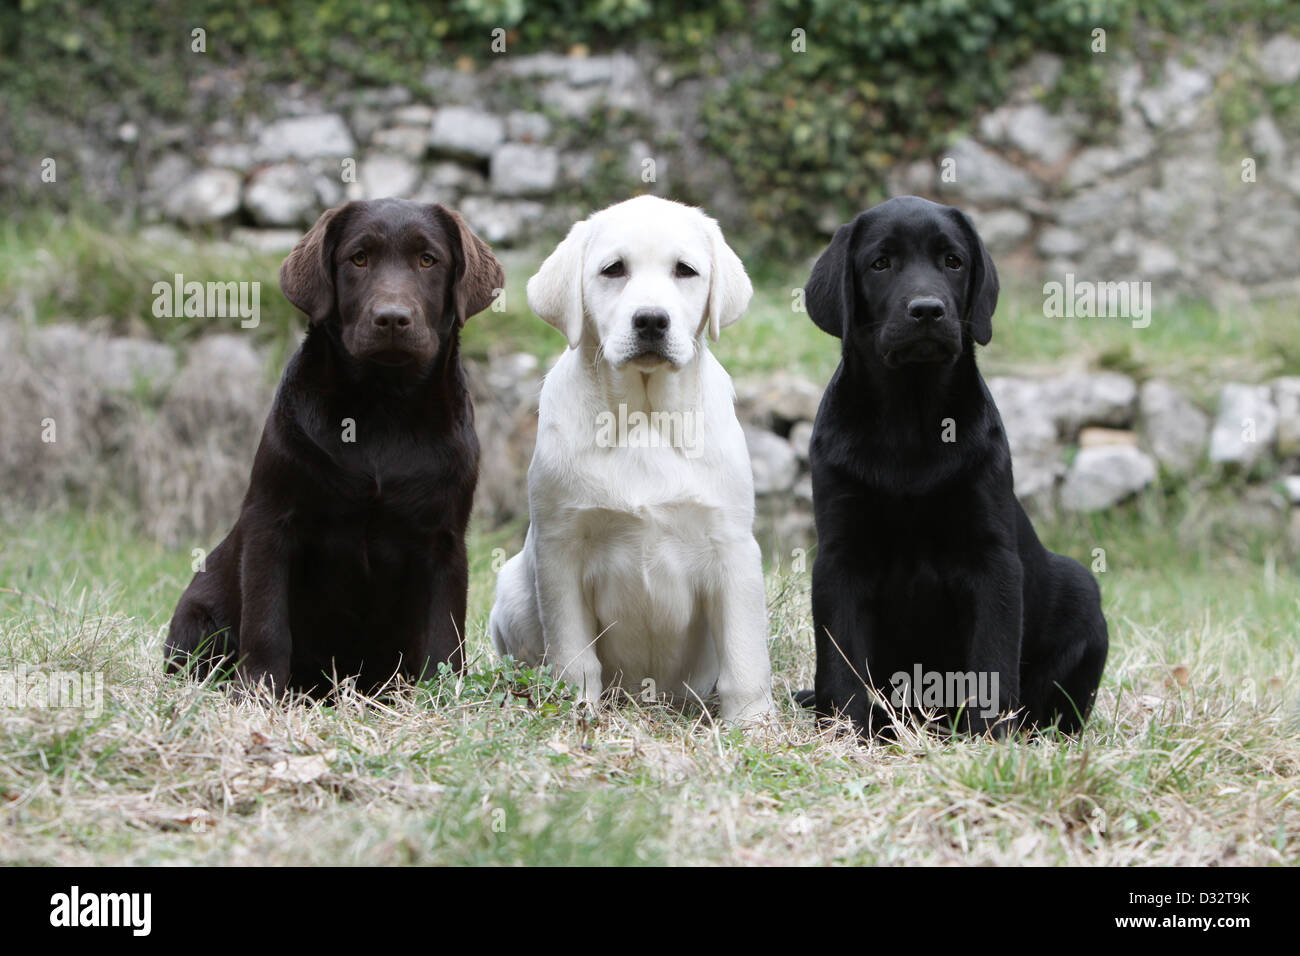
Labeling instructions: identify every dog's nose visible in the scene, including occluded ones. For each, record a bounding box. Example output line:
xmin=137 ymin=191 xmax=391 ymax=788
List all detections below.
xmin=907 ymin=297 xmax=946 ymax=322
xmin=633 ymin=308 xmax=670 ymax=338
xmin=372 ymin=307 xmax=413 ymax=331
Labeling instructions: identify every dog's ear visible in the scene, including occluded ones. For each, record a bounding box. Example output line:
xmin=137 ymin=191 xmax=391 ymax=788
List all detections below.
xmin=527 ymin=218 xmax=590 ymax=349
xmin=952 ymin=208 xmax=999 ymax=346
xmin=432 ymin=205 xmax=504 ymax=327
xmin=702 ymin=214 xmax=753 ymax=342
xmin=280 ymin=203 xmax=353 ymax=325
xmin=804 ymin=217 xmax=861 ymax=339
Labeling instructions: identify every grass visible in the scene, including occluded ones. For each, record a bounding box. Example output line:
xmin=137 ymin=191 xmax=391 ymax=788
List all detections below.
xmin=0 ymin=497 xmax=1296 ymax=866
xmin=1 ymin=216 xmax=1298 ymax=865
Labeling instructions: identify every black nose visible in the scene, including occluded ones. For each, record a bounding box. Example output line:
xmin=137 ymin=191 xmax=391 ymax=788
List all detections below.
xmin=372 ymin=307 xmax=413 ymax=331
xmin=907 ymin=297 xmax=946 ymax=322
xmin=633 ymin=308 xmax=669 ymax=338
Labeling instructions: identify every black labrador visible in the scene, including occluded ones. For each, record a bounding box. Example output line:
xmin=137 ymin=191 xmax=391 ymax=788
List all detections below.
xmin=165 ymin=199 xmax=503 ymax=696
xmin=802 ymin=196 xmax=1107 ymax=737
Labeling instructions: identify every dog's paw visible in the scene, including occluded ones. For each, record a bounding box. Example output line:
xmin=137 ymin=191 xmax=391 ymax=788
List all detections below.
xmin=720 ymin=693 xmax=778 ymax=728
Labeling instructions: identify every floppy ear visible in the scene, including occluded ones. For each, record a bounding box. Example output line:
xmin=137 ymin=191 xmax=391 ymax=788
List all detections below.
xmin=527 ymin=219 xmax=590 ymax=349
xmin=804 ymin=217 xmax=861 ymax=339
xmin=702 ymin=215 xmax=753 ymax=342
xmin=432 ymin=205 xmax=505 ymax=326
xmin=952 ymin=208 xmax=999 ymax=346
xmin=279 ymin=203 xmax=352 ymax=325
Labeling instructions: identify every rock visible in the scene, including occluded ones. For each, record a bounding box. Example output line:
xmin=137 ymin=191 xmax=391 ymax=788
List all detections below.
xmin=735 ymin=374 xmax=824 ymax=431
xmin=347 ymin=106 xmax=386 ymax=144
xmin=1139 ymin=381 xmax=1209 ymax=474
xmin=1272 ymin=377 xmax=1300 ymax=457
xmin=978 ymin=102 xmax=1075 ymax=165
xmin=1282 ymin=475 xmax=1300 ymax=505
xmin=483 ymin=352 xmax=541 ymax=395
xmin=1257 ymin=34 xmax=1300 ymax=86
xmin=988 ymin=378 xmax=1062 ymax=505
xmin=886 ymin=159 xmax=936 ymax=197
xmin=369 ymin=125 xmax=430 ymax=159
xmin=391 ymin=104 xmax=436 ymax=127
xmin=255 ymin=113 xmax=356 ymax=162
xmin=348 ymin=152 xmax=422 ymax=200
xmin=144 ymin=153 xmax=193 ymax=204
xmin=458 ymin=196 xmax=545 ymax=245
xmin=744 ymin=426 xmax=799 ymax=495
xmin=538 ymin=80 xmax=606 ymax=119
xmin=163 ymin=168 xmax=243 ymax=226
xmin=1209 ymin=383 xmax=1279 ymax=468
xmin=244 ymin=162 xmax=318 ymax=226
xmin=506 ymin=110 xmax=552 ymax=142
xmin=1060 ymin=445 xmax=1156 ymax=512
xmin=426 ymin=160 xmax=489 ymax=193
xmin=489 ymin=143 xmax=560 ymax=196
xmin=231 ymin=228 xmax=301 ymax=254
xmin=566 ymin=53 xmax=638 ymax=87
xmin=1249 ymin=115 xmax=1288 ymax=166
xmin=969 ymin=209 xmax=1031 ymax=251
xmin=429 ymin=107 xmax=505 ymax=160
xmin=1137 ymin=242 xmax=1180 ymax=277
xmin=1136 ymin=61 xmax=1213 ymax=128
xmin=31 ymin=325 xmax=177 ymax=396
xmin=1037 ymin=227 xmax=1086 ymax=258
xmin=203 ymin=142 xmax=255 ymax=171
xmin=938 ymin=138 xmax=1041 ymax=204
xmin=420 ymin=66 xmax=484 ymax=105
xmin=1079 ymin=427 xmax=1137 ymax=448
xmin=788 ymin=420 xmax=814 ymax=464
xmin=502 ymin=53 xmax=573 ymax=80
xmin=1045 ymin=373 xmax=1139 ymax=436
xmin=1056 ymin=179 xmax=1137 ymax=228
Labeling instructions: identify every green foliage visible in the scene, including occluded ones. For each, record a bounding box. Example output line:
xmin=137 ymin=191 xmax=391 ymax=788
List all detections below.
xmin=2 ymin=1 xmax=1299 ymax=265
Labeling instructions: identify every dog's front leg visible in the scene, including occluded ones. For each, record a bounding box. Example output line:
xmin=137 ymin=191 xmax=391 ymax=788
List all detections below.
xmin=964 ymin=556 xmax=1024 ymax=736
xmin=405 ymin=546 xmax=469 ymax=680
xmin=534 ymin=542 xmax=602 ymax=707
xmin=706 ymin=539 xmax=775 ymax=723
xmin=234 ymin=527 xmax=292 ymax=694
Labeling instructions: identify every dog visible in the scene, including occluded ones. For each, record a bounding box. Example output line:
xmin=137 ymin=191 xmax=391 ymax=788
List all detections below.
xmin=488 ymin=195 xmax=774 ymax=723
xmin=803 ymin=196 xmax=1108 ymax=737
xmin=165 ymin=199 xmax=503 ymax=695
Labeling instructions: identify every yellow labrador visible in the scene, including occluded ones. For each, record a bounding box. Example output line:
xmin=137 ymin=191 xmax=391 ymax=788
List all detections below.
xmin=489 ymin=196 xmax=774 ymax=723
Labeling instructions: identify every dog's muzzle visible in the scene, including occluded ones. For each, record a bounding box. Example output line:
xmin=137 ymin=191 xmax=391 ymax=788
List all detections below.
xmin=880 ymin=296 xmax=961 ymax=367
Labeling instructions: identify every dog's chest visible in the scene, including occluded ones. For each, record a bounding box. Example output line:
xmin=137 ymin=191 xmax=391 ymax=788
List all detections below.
xmin=573 ymin=498 xmax=717 ymax=630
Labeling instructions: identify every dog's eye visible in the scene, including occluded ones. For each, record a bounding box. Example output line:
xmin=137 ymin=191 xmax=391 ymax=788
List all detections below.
xmin=350 ymin=252 xmax=368 ymax=268
xmin=674 ymin=261 xmax=698 ymax=278
xmin=420 ymin=253 xmax=437 ymax=268
xmin=945 ymin=254 xmax=963 ymax=270
xmin=871 ymin=257 xmax=890 ymax=271
xmin=600 ymin=261 xmax=625 ymax=278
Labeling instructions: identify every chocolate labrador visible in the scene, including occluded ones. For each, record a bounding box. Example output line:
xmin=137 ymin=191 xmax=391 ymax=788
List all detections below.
xmin=802 ymin=196 xmax=1107 ymax=737
xmin=165 ymin=199 xmax=503 ymax=695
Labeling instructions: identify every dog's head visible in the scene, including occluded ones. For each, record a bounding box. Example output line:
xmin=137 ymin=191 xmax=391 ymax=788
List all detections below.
xmin=279 ymin=199 xmax=503 ymax=367
xmin=805 ymin=196 xmax=998 ymax=370
xmin=526 ymin=195 xmax=752 ymax=369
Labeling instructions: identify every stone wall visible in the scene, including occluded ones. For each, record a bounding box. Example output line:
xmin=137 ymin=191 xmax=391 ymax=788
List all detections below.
xmin=12 ymin=37 xmax=1300 ymax=302
xmin=4 ymin=320 xmax=1298 ymax=554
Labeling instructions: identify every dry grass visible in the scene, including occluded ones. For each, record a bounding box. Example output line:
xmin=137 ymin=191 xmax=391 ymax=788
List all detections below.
xmin=0 ymin=506 xmax=1296 ymax=866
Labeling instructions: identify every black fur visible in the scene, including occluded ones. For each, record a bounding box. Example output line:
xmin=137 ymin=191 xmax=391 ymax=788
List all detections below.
xmin=804 ymin=196 xmax=1107 ymax=737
